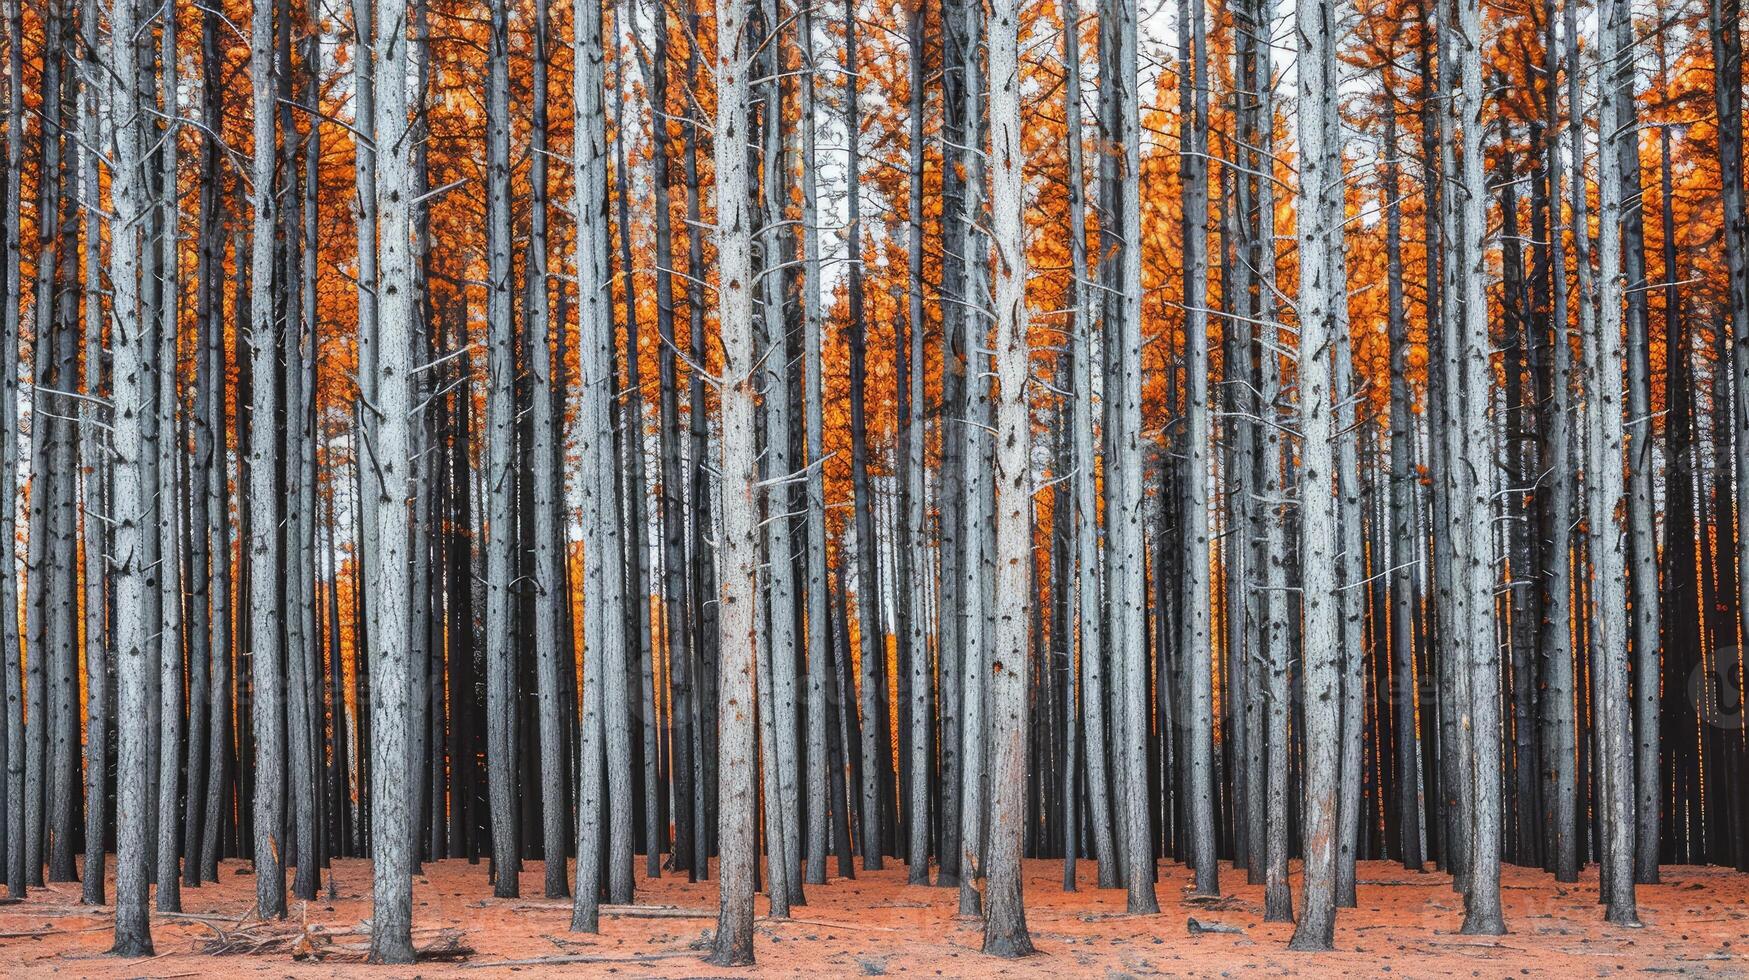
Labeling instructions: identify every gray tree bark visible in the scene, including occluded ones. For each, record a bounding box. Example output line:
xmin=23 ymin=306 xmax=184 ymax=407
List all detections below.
xmin=1109 ymin=0 xmax=1157 ymax=915
xmin=106 ymin=0 xmax=153 ymax=952
xmin=0 ymin=0 xmax=24 ymax=903
xmin=1286 ymin=0 xmax=1346 ymax=948
xmin=980 ymin=0 xmax=1034 ymax=954
xmin=1453 ymin=0 xmax=1505 ymax=934
xmin=365 ymin=0 xmax=418 ymax=957
xmin=1178 ymin=0 xmax=1218 ymax=899
xmin=1539 ymin=0 xmax=1579 ymax=883
xmin=705 ymin=0 xmax=758 ymax=958
xmin=1060 ymin=0 xmax=1115 ymax=891
xmin=483 ymin=0 xmax=520 ymax=899
xmin=248 ymin=0 xmax=287 ymax=920
xmin=797 ymin=0 xmax=832 ymax=886
xmin=1589 ymin=0 xmax=1640 ymax=926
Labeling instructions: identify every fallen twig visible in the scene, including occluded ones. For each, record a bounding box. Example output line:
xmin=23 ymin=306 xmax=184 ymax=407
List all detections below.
xmin=463 ymin=949 xmax=697 ymax=968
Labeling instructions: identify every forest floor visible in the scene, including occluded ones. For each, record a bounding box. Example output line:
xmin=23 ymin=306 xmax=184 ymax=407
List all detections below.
xmin=1 ymin=856 xmax=1745 ymax=977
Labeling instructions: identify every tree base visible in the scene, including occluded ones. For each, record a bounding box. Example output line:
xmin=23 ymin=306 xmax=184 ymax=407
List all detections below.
xmin=1287 ymin=928 xmax=1333 ymax=952
xmin=958 ymin=886 xmax=982 ymax=917
xmin=1125 ymin=890 xmax=1160 ymax=915
xmin=1459 ymin=912 xmax=1507 ymax=936
xmin=981 ymin=926 xmax=1036 ymax=958
xmin=1604 ymin=905 xmax=1643 ymax=928
xmin=368 ymin=936 xmax=416 ymax=965
xmin=1263 ymin=887 xmax=1294 ymax=923
xmin=108 ymin=932 xmax=155 ymax=958
xmin=705 ymin=938 xmax=755 ymax=967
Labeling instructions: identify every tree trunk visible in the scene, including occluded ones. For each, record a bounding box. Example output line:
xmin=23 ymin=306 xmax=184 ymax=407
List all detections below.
xmin=1589 ymin=0 xmax=1639 ymax=926
xmin=0 ymin=0 xmax=24 ymax=904
xmin=1060 ymin=0 xmax=1114 ymax=891
xmin=980 ymin=0 xmax=1034 ymax=953
xmin=1108 ymin=0 xmax=1158 ymax=915
xmin=365 ymin=0 xmax=418 ymax=957
xmin=78 ymin=0 xmax=109 ymax=902
xmin=796 ymin=0 xmax=832 ymax=887
xmin=483 ymin=0 xmax=521 ymax=900
xmin=248 ymin=0 xmax=287 ymax=919
xmin=705 ymin=0 xmax=758 ymax=958
xmin=105 ymin=0 xmax=154 ymax=950
xmin=1286 ymin=0 xmax=1345 ymax=947
xmin=1453 ymin=0 xmax=1504 ymax=933
xmin=904 ymin=0 xmax=932 ymax=889
xmin=1178 ymin=0 xmax=1218 ymax=899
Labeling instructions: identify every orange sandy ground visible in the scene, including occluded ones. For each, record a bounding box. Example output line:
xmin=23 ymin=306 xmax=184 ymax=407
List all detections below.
xmin=2 ymin=856 xmax=1746 ymax=977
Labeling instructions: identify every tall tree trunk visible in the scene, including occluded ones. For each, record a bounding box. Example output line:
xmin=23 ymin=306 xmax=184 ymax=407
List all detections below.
xmin=797 ymin=0 xmax=833 ymax=886
xmin=528 ymin=0 xmax=570 ymax=902
xmin=248 ymin=0 xmax=287 ymax=919
xmin=1178 ymin=0 xmax=1218 ymax=898
xmin=155 ymin=0 xmax=186 ymax=906
xmin=106 ymin=0 xmax=153 ymax=951
xmin=1108 ymin=0 xmax=1157 ymax=915
xmin=636 ymin=0 xmax=699 ymax=883
xmin=1060 ymin=0 xmax=1115 ymax=890
xmin=365 ymin=0 xmax=418 ymax=956
xmin=1382 ymin=103 xmax=1425 ymax=873
xmin=1710 ymin=0 xmax=1749 ymax=823
xmin=1453 ymin=0 xmax=1504 ymax=933
xmin=757 ymin=0 xmax=805 ymax=907
xmin=78 ymin=0 xmax=110 ymax=902
xmin=904 ymin=0 xmax=932 ymax=889
xmin=1287 ymin=0 xmax=1345 ymax=947
xmin=1611 ymin=0 xmax=1659 ymax=888
xmin=980 ymin=0 xmax=1034 ymax=953
xmin=0 ymin=0 xmax=24 ymax=903
xmin=705 ymin=0 xmax=758 ymax=958
xmin=483 ymin=0 xmax=521 ymax=900
xmin=1589 ymin=0 xmax=1639 ymax=926
xmin=1539 ymin=0 xmax=1579 ymax=882
xmin=843 ymin=2 xmax=889 ymax=872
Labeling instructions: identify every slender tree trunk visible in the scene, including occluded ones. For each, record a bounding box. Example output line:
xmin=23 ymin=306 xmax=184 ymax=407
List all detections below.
xmin=1453 ymin=0 xmax=1504 ymax=933
xmin=365 ymin=0 xmax=418 ymax=956
xmin=106 ymin=0 xmax=153 ymax=953
xmin=843 ymin=3 xmax=889 ymax=872
xmin=78 ymin=0 xmax=109 ymax=902
xmin=1178 ymin=0 xmax=1218 ymax=898
xmin=1382 ymin=105 xmax=1425 ymax=873
xmin=1711 ymin=0 xmax=1749 ymax=829
xmin=1286 ymin=0 xmax=1345 ymax=947
xmin=1060 ymin=0 xmax=1114 ymax=891
xmin=903 ymin=0 xmax=932 ymax=888
xmin=1612 ymin=0 xmax=1659 ymax=889
xmin=1109 ymin=0 xmax=1157 ymax=915
xmin=980 ymin=0 xmax=1034 ymax=953
xmin=705 ymin=0 xmax=758 ymax=957
xmin=154 ymin=0 xmax=186 ymax=906
xmin=571 ymin=0 xmax=613 ymax=933
xmin=248 ymin=0 xmax=287 ymax=919
xmin=797 ymin=0 xmax=832 ymax=886
xmin=1539 ymin=0 xmax=1579 ymax=882
xmin=1590 ymin=0 xmax=1640 ymax=926
xmin=0 ymin=0 xmax=25 ymax=903
xmin=483 ymin=0 xmax=521 ymax=899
